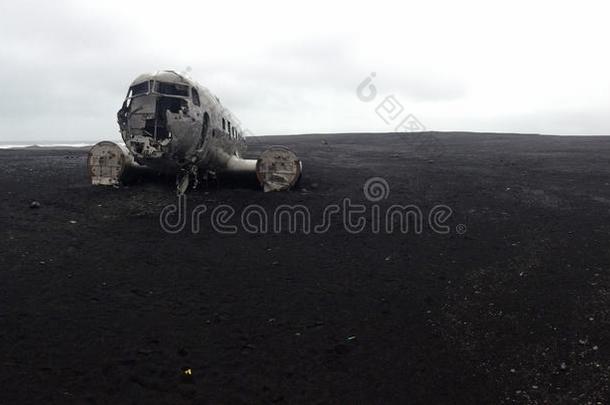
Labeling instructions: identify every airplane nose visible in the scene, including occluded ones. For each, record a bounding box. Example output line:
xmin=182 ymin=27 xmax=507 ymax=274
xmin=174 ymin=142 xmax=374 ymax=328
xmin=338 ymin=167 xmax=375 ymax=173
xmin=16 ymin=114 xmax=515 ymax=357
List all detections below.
xmin=121 ymin=94 xmax=181 ymax=144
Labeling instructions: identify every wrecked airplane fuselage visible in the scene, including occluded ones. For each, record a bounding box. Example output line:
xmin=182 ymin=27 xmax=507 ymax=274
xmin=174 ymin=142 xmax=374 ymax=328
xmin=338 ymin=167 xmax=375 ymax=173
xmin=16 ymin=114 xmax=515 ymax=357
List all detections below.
xmin=117 ymin=71 xmax=244 ymax=173
xmin=89 ymin=70 xmax=301 ymax=192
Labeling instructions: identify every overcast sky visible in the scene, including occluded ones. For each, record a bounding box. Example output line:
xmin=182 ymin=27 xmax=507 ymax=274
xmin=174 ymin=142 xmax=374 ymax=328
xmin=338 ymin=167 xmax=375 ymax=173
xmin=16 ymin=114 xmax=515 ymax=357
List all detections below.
xmin=1 ymin=0 xmax=609 ymax=142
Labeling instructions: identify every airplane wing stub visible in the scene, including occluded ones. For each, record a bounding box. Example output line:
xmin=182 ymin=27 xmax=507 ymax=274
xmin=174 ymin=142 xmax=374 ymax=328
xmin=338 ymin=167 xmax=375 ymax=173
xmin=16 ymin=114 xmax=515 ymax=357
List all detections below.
xmin=88 ymin=141 xmax=136 ymax=186
xmin=256 ymin=146 xmax=302 ymax=192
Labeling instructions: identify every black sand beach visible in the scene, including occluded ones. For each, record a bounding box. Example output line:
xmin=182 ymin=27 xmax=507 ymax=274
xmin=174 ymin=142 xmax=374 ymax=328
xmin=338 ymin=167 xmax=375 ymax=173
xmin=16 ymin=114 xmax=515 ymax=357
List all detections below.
xmin=0 ymin=132 xmax=608 ymax=403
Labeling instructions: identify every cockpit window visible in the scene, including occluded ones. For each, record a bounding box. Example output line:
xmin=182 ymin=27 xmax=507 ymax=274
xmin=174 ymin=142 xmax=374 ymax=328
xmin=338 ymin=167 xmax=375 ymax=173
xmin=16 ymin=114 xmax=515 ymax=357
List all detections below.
xmin=128 ymin=81 xmax=149 ymax=98
xmin=155 ymin=82 xmax=190 ymax=97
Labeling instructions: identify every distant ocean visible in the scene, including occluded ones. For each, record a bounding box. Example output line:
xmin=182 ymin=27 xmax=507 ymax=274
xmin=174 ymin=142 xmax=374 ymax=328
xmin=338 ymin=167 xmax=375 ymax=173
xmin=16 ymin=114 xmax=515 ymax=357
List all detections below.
xmin=0 ymin=142 xmax=94 ymax=149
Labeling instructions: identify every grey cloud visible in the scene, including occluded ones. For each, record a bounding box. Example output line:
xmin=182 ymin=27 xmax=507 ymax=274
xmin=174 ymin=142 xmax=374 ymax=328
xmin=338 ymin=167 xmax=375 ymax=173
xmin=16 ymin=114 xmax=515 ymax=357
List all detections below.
xmin=0 ymin=2 xmax=606 ymax=141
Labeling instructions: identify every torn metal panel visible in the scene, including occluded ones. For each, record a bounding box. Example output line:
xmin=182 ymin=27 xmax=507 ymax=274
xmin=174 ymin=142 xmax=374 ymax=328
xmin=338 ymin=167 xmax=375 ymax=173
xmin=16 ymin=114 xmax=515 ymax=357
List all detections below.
xmin=165 ymin=109 xmax=203 ymax=162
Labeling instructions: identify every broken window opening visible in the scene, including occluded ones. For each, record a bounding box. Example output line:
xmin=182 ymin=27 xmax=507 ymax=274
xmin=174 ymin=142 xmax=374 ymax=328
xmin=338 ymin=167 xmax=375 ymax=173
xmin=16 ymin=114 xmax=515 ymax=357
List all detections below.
xmin=128 ymin=81 xmax=149 ymax=98
xmin=192 ymin=89 xmax=200 ymax=106
xmin=199 ymin=112 xmax=210 ymax=147
xmin=155 ymin=82 xmax=190 ymax=97
xmin=144 ymin=97 xmax=187 ymax=140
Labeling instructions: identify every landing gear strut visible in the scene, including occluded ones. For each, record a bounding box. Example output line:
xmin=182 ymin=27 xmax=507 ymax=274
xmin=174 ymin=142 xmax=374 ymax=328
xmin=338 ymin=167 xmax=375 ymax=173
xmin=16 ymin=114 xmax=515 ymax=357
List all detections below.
xmin=176 ymin=166 xmax=219 ymax=195
xmin=176 ymin=165 xmax=199 ymax=195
